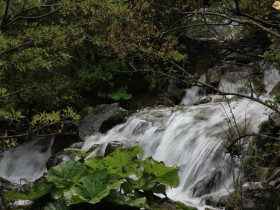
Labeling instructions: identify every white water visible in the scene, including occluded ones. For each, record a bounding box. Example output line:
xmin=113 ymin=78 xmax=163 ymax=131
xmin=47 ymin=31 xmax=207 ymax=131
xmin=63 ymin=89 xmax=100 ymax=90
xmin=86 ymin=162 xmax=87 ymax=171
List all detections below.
xmin=83 ymin=99 xmax=268 ymax=208
xmin=0 ymin=136 xmax=54 ymax=184
xmin=82 ymin=68 xmax=279 ymax=209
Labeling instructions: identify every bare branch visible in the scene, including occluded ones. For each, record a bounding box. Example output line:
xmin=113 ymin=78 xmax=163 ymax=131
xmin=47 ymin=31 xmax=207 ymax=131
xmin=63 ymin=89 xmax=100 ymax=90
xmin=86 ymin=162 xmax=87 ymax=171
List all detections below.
xmin=183 ymin=11 xmax=280 ymax=38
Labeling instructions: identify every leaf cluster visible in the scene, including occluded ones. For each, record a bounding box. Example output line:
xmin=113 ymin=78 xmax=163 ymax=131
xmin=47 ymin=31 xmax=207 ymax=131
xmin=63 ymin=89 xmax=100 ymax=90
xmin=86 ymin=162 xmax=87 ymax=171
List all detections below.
xmin=4 ymin=146 xmax=180 ymax=209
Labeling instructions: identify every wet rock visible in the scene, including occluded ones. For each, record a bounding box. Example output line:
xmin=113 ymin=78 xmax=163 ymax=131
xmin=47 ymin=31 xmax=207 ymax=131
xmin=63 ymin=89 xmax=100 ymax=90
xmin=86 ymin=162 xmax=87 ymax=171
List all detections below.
xmin=190 ymin=168 xmax=222 ymax=197
xmin=193 ymin=96 xmax=212 ymax=105
xmin=204 ymin=195 xmax=227 ymax=208
xmin=78 ymin=103 xmax=128 ymax=139
xmin=269 ymin=112 xmax=280 ymax=129
xmin=241 ymin=182 xmax=280 ymax=210
xmin=269 ymin=81 xmax=280 ymax=95
xmin=206 ymin=67 xmax=224 ymax=87
xmin=168 ymin=88 xmax=186 ymax=105
xmin=104 ymin=141 xmax=131 ymax=156
xmin=100 ymin=111 xmax=130 ymax=134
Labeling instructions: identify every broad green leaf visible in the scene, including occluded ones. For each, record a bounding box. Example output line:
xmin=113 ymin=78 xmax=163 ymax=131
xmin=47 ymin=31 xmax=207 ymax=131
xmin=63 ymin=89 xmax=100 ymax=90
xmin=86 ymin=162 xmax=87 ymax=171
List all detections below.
xmin=84 ymin=157 xmax=105 ymax=170
xmin=102 ymin=146 xmax=142 ymax=177
xmin=142 ymin=157 xmax=179 ymax=187
xmin=63 ymin=171 xmax=124 ymax=205
xmin=46 ymin=161 xmax=90 ymax=189
xmin=129 ymin=174 xmax=157 ymax=191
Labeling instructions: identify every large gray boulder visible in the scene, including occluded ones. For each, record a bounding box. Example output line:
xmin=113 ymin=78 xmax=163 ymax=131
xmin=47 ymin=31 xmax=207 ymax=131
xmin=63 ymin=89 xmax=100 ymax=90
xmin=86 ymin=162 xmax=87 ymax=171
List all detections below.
xmin=242 ymin=182 xmax=280 ymax=210
xmin=78 ymin=103 xmax=128 ymax=139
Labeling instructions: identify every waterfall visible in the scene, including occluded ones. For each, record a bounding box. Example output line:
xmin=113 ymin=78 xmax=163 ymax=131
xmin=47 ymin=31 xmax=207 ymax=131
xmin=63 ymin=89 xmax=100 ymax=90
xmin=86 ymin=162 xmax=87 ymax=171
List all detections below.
xmin=83 ymin=98 xmax=268 ymax=208
xmin=83 ymin=68 xmax=278 ymax=209
xmin=0 ymin=135 xmax=54 ymax=184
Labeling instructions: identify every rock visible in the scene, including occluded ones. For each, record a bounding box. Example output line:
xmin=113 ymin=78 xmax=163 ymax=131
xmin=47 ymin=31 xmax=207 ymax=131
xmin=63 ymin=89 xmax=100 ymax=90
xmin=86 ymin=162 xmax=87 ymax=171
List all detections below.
xmin=190 ymin=167 xmax=222 ymax=197
xmin=78 ymin=103 xmax=128 ymax=139
xmin=241 ymin=181 xmax=280 ymax=210
xmin=104 ymin=141 xmax=131 ymax=156
xmin=100 ymin=111 xmax=130 ymax=134
xmin=206 ymin=67 xmax=224 ymax=87
xmin=193 ymin=96 xmax=212 ymax=105
xmin=269 ymin=81 xmax=280 ymax=95
xmin=168 ymin=88 xmax=186 ymax=105
xmin=269 ymin=112 xmax=280 ymax=129
xmin=204 ymin=195 xmax=227 ymax=208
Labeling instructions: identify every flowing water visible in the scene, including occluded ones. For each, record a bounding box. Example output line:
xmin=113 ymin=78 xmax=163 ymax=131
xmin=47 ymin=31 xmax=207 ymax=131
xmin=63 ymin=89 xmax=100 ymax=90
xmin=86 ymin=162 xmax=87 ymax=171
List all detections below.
xmin=82 ymin=67 xmax=279 ymax=209
xmin=0 ymin=135 xmax=54 ymax=184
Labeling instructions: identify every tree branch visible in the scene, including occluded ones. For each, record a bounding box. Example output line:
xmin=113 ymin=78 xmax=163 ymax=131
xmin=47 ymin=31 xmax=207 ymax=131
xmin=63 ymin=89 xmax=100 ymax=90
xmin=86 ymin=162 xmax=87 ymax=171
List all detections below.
xmin=0 ymin=40 xmax=33 ymax=57
xmin=1 ymin=0 xmax=11 ymax=31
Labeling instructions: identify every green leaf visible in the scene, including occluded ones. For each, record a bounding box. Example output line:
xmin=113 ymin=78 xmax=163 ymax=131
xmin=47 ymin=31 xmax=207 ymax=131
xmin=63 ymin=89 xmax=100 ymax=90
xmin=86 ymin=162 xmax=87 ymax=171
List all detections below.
xmin=45 ymin=161 xmax=90 ymax=190
xmin=65 ymin=146 xmax=99 ymax=160
xmin=142 ymin=157 xmax=179 ymax=187
xmin=171 ymin=51 xmax=185 ymax=62
xmin=63 ymin=171 xmax=124 ymax=205
xmin=108 ymin=86 xmax=132 ymax=101
xmin=84 ymin=157 xmax=105 ymax=170
xmin=102 ymin=146 xmax=142 ymax=177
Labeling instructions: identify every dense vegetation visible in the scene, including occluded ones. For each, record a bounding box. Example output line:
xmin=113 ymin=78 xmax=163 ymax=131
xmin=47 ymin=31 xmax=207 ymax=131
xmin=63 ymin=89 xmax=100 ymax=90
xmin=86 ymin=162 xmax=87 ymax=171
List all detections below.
xmin=1 ymin=0 xmax=280 ymax=146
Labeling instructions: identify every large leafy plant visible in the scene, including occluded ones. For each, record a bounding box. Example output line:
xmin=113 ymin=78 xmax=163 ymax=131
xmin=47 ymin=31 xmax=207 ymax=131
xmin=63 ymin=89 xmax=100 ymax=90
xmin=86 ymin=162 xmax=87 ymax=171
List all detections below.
xmin=4 ymin=146 xmax=180 ymax=209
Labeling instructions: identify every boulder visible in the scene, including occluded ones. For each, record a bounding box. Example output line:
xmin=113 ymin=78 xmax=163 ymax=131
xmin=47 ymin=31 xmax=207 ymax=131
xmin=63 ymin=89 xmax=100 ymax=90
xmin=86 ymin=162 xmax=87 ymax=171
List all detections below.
xmin=168 ymin=88 xmax=186 ymax=105
xmin=241 ymin=182 xmax=280 ymax=210
xmin=206 ymin=67 xmax=224 ymax=87
xmin=104 ymin=141 xmax=131 ymax=156
xmin=268 ymin=112 xmax=280 ymax=130
xmin=78 ymin=103 xmax=128 ymax=139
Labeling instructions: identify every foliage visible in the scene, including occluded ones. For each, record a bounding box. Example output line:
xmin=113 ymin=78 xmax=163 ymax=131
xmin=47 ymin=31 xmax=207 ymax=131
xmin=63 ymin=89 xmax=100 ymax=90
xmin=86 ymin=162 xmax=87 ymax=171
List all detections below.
xmin=108 ymin=86 xmax=133 ymax=101
xmin=4 ymin=146 xmax=179 ymax=209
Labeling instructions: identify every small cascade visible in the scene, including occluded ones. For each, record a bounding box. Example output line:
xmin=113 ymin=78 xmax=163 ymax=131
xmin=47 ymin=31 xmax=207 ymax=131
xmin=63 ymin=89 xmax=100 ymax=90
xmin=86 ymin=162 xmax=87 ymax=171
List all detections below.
xmin=83 ymin=67 xmax=280 ymax=209
xmin=83 ymin=99 xmax=268 ymax=208
xmin=0 ymin=135 xmax=54 ymax=183
xmin=181 ymin=74 xmax=206 ymax=105
xmin=218 ymin=71 xmax=249 ymax=94
xmin=264 ymin=66 xmax=280 ymax=94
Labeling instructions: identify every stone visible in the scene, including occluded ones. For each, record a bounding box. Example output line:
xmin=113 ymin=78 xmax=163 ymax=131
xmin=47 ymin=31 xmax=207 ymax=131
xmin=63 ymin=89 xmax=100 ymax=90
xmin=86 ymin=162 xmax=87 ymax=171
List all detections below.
xmin=269 ymin=81 xmax=280 ymax=95
xmin=168 ymin=88 xmax=186 ymax=105
xmin=268 ymin=112 xmax=280 ymax=130
xmin=206 ymin=67 xmax=224 ymax=87
xmin=78 ymin=103 xmax=128 ymax=139
xmin=104 ymin=141 xmax=131 ymax=156
xmin=193 ymin=96 xmax=212 ymax=105
xmin=190 ymin=167 xmax=222 ymax=197
xmin=241 ymin=181 xmax=280 ymax=210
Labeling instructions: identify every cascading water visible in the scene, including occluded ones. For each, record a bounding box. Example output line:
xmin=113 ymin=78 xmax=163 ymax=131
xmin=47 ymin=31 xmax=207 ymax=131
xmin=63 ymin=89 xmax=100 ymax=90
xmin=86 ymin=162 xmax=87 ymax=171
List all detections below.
xmin=83 ymin=68 xmax=277 ymax=209
xmin=83 ymin=99 xmax=268 ymax=209
xmin=0 ymin=135 xmax=54 ymax=184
